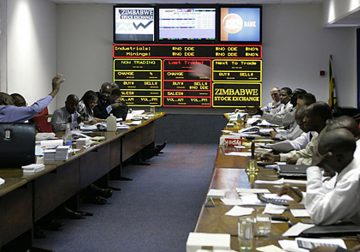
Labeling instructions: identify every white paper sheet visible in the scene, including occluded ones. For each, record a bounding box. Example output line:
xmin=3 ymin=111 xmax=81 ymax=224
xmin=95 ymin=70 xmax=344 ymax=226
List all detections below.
xmin=255 ymin=178 xmax=307 ymax=185
xmin=207 ymin=189 xmax=227 ymax=198
xmin=263 ymin=194 xmax=293 ymax=201
xmin=40 ymin=139 xmax=64 ymax=149
xmin=256 ymin=244 xmax=285 ymax=252
xmin=282 ymin=223 xmax=315 ymax=237
xmin=225 ymin=152 xmax=252 ymax=157
xmin=236 ymin=188 xmax=270 ymax=194
xmin=126 ymin=110 xmax=145 ymax=120
xmin=0 ymin=177 xmax=5 ymax=185
xmin=263 ymin=203 xmax=287 ymax=214
xmin=221 ymin=198 xmax=244 ymax=206
xmin=290 ymin=209 xmax=310 ymax=218
xmin=126 ymin=121 xmax=142 ymax=126
xmin=116 ymin=123 xmax=130 ymax=129
xmin=257 ymin=120 xmax=279 ymax=127
xmin=225 ymin=206 xmax=254 ymax=216
xmin=278 ymin=240 xmax=308 ymax=252
xmin=80 ymin=124 xmax=98 ymax=131
xmin=239 ymin=194 xmax=264 ymax=205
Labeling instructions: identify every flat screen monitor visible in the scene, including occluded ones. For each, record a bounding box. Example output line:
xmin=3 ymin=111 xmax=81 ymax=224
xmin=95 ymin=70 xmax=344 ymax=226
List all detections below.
xmin=159 ymin=7 xmax=216 ymax=41
xmin=114 ymin=6 xmax=155 ymax=42
xmin=220 ymin=7 xmax=261 ymax=43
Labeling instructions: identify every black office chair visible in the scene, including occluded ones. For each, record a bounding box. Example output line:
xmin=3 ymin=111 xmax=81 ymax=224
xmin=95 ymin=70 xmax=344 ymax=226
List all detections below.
xmin=0 ymin=123 xmax=36 ymax=168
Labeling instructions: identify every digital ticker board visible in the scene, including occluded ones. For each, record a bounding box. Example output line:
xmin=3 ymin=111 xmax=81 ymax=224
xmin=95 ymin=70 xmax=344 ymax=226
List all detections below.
xmin=113 ymin=44 xmax=262 ymax=108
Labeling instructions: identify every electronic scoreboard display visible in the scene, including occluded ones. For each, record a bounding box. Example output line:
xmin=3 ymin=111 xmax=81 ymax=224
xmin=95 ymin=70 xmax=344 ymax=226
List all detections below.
xmin=113 ymin=43 xmax=262 ymax=108
xmin=113 ymin=4 xmax=262 ymax=108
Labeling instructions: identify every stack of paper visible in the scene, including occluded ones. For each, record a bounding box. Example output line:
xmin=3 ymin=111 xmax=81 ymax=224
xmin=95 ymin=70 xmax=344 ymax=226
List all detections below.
xmin=186 ymin=232 xmax=230 ymax=252
xmin=22 ymin=163 xmax=45 ymax=174
xmin=44 ymin=146 xmax=71 ymax=164
xmin=76 ymin=138 xmax=91 ymax=148
xmin=116 ymin=123 xmax=130 ymax=129
xmin=55 ymin=146 xmax=70 ymax=160
xmin=43 ymin=149 xmax=56 ymax=164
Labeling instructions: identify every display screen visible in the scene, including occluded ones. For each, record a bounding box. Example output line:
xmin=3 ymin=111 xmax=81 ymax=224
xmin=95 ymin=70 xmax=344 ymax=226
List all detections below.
xmin=220 ymin=7 xmax=261 ymax=42
xmin=159 ymin=8 xmax=216 ymax=41
xmin=114 ymin=7 xmax=155 ymax=42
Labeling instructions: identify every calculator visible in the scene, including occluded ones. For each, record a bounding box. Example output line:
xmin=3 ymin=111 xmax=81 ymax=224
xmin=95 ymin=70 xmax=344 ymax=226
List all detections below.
xmin=257 ymin=193 xmax=290 ymax=206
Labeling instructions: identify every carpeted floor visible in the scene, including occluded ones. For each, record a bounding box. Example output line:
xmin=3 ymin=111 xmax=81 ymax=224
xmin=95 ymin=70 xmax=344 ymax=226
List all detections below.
xmin=32 ymin=144 xmax=217 ymax=252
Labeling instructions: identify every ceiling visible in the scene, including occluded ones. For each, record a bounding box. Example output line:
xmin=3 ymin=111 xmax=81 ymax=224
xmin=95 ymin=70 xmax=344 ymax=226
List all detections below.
xmin=50 ymin=0 xmax=323 ymax=4
xmin=48 ymin=0 xmax=360 ymax=27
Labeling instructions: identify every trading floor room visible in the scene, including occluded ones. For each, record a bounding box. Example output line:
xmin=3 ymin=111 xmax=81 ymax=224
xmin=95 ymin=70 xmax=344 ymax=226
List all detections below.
xmin=0 ymin=0 xmax=360 ymax=251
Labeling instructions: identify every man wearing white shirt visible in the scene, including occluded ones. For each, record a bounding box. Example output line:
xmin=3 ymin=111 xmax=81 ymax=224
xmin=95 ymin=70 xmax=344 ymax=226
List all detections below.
xmin=279 ymin=128 xmax=360 ymax=225
xmin=262 ymin=102 xmax=332 ymax=165
xmin=261 ymin=87 xmax=281 ymax=114
xmin=262 ymin=87 xmax=293 ymax=126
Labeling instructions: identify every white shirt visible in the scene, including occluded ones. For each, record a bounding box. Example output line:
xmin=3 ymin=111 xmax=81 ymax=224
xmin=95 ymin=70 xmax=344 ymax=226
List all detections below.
xmin=305 ymin=156 xmax=360 ymax=225
xmin=280 ymin=132 xmax=319 ymax=165
xmin=261 ymin=100 xmax=281 ymax=114
xmin=289 ymin=131 xmax=316 ymax=150
xmin=262 ymin=102 xmax=293 ymax=126
xmin=275 ymin=122 xmax=303 ymax=141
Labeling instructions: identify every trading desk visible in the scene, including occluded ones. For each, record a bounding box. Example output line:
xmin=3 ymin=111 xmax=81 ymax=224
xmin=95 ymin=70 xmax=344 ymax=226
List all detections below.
xmin=0 ymin=112 xmax=165 ymax=250
xmin=195 ymin=134 xmax=360 ymax=251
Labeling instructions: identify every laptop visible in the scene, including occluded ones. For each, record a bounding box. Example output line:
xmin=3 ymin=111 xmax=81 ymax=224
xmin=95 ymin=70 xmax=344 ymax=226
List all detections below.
xmin=112 ymin=105 xmax=129 ymax=121
xmin=278 ymin=164 xmax=309 ymax=178
xmin=0 ymin=123 xmax=36 ymax=168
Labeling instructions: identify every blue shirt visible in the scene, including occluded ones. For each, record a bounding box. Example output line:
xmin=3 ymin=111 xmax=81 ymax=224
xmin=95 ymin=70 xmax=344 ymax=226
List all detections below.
xmin=0 ymin=95 xmax=53 ymax=123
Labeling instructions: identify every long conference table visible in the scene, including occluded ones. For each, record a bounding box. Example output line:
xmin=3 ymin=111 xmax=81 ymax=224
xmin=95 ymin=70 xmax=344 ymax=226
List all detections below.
xmin=0 ymin=112 xmax=165 ymax=250
xmin=194 ymin=123 xmax=360 ymax=251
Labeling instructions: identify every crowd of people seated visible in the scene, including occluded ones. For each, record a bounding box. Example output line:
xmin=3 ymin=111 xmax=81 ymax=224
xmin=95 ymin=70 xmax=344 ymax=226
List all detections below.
xmin=1 ymin=76 xmax=360 ymax=250
xmin=0 ymin=74 xmax=166 ymax=238
xmin=253 ymin=87 xmax=360 ymax=252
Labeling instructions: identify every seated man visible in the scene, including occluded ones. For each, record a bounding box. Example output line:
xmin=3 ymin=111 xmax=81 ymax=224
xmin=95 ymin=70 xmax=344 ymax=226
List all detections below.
xmin=279 ymin=128 xmax=360 ymax=225
xmin=261 ymin=87 xmax=293 ymax=126
xmin=51 ymin=94 xmax=80 ymax=132
xmin=261 ymin=87 xmax=281 ymax=114
xmin=268 ymin=93 xmax=317 ymax=152
xmin=271 ymin=92 xmax=316 ymax=141
xmin=261 ymin=102 xmax=332 ymax=165
xmin=109 ymin=88 xmax=128 ymax=121
xmin=93 ymin=82 xmax=126 ymax=119
xmin=0 ymin=74 xmax=63 ymax=122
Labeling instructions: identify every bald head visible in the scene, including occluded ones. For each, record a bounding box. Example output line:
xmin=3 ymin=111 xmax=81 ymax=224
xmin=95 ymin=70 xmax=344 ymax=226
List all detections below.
xmin=100 ymin=82 xmax=113 ymax=93
xmin=317 ymin=128 xmax=356 ymax=173
xmin=326 ymin=116 xmax=360 ymax=138
xmin=302 ymin=102 xmax=332 ymax=133
xmin=65 ymin=94 xmax=79 ymax=114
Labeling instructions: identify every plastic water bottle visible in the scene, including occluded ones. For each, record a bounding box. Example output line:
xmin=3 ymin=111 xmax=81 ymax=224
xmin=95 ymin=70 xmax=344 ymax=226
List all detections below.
xmin=106 ymin=113 xmax=117 ymax=132
xmin=63 ymin=122 xmax=72 ymax=146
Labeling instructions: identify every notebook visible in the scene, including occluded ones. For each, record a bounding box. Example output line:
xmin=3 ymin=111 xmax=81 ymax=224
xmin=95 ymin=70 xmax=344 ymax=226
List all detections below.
xmin=300 ymin=224 xmax=360 ymax=237
xmin=278 ymin=164 xmax=309 ymax=178
xmin=0 ymin=123 xmax=36 ymax=168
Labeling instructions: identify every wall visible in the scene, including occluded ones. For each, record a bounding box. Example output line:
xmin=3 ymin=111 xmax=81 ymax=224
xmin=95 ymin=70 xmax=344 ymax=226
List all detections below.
xmin=262 ymin=4 xmax=356 ymax=107
xmin=56 ymin=4 xmax=113 ymax=105
xmin=56 ymin=3 xmax=357 ymax=143
xmin=6 ymin=0 xmax=57 ymax=110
